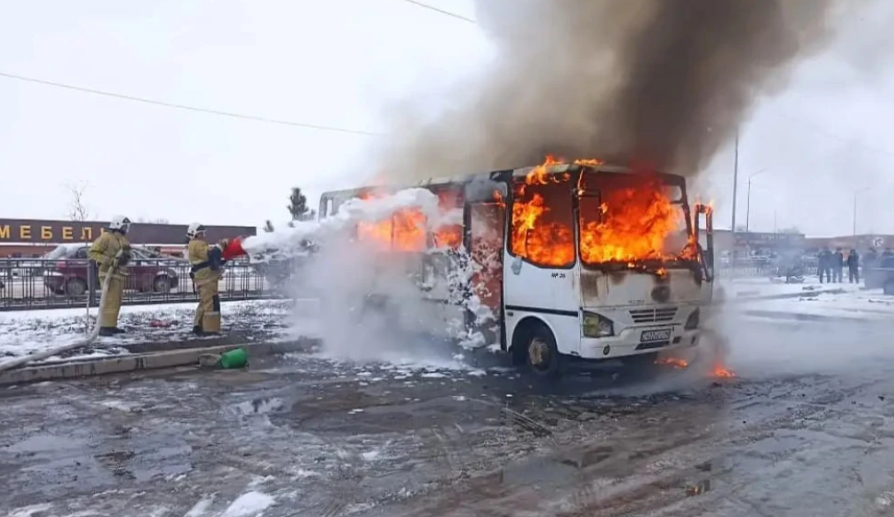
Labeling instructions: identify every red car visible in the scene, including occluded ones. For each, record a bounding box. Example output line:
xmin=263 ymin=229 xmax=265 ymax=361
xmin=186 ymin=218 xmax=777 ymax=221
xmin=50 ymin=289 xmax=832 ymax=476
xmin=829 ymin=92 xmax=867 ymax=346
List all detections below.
xmin=43 ymin=245 xmax=183 ymax=296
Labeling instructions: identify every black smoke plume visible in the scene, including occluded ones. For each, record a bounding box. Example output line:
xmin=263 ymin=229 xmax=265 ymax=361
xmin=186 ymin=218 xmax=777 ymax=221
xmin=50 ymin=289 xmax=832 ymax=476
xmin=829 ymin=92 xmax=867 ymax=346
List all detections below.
xmin=378 ymin=0 xmax=856 ymax=179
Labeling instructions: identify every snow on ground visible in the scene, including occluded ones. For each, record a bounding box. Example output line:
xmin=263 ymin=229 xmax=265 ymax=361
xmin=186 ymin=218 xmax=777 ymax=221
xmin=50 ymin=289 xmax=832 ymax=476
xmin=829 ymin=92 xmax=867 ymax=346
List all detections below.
xmin=717 ymin=276 xmax=860 ymax=300
xmin=0 ymin=299 xmax=295 ymax=362
xmin=219 ymin=491 xmax=276 ymax=517
xmin=740 ymin=283 xmax=894 ymax=322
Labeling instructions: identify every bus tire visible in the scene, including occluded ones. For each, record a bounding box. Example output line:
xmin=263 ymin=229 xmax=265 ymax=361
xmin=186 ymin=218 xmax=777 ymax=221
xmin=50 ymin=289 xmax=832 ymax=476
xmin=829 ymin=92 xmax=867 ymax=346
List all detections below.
xmin=520 ymin=322 xmax=562 ymax=378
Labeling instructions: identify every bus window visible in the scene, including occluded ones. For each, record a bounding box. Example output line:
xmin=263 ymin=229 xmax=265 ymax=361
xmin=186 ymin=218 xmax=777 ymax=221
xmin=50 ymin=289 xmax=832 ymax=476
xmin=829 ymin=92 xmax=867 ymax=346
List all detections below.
xmin=578 ymin=172 xmax=689 ymax=266
xmin=510 ymin=180 xmax=574 ymax=268
xmin=392 ymin=209 xmax=427 ymax=251
xmin=354 ymin=187 xmax=462 ymax=252
xmin=433 ymin=188 xmax=463 ymax=249
xmin=357 ymin=216 xmax=393 ymax=251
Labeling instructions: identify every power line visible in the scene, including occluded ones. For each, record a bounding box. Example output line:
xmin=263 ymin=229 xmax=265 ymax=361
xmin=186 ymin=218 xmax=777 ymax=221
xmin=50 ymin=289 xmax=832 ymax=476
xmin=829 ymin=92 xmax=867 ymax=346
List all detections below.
xmin=0 ymin=71 xmax=381 ymax=137
xmin=396 ymin=0 xmax=476 ymax=23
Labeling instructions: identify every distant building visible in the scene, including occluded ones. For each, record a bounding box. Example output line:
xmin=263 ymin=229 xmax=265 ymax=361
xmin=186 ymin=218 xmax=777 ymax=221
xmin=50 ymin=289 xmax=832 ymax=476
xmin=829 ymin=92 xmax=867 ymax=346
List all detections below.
xmin=803 ymin=234 xmax=894 ymax=251
xmin=712 ymin=229 xmax=806 ymax=254
xmin=712 ymin=229 xmax=894 ymax=255
xmin=0 ymin=219 xmax=256 ymax=257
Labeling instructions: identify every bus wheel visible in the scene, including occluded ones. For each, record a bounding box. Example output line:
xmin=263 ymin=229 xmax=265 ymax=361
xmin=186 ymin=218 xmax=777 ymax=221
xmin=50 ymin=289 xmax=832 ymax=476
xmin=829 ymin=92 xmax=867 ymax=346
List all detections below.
xmin=525 ymin=326 xmax=561 ymax=378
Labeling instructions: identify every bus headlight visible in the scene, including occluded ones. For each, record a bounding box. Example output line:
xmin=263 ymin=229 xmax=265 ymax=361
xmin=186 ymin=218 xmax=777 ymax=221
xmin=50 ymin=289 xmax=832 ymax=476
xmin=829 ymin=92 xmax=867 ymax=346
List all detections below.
xmin=582 ymin=311 xmax=614 ymax=338
xmin=685 ymin=308 xmax=700 ymax=330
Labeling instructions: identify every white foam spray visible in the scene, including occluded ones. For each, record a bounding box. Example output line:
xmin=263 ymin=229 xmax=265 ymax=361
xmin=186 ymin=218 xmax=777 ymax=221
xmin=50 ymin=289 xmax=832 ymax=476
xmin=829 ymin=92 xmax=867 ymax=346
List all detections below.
xmin=241 ymin=188 xmax=451 ymax=256
xmin=244 ymin=188 xmax=498 ymax=367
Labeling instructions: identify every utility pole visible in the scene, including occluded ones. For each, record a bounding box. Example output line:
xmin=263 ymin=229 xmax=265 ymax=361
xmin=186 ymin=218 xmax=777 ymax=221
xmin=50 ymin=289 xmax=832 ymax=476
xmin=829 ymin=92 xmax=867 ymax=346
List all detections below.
xmin=731 ymin=129 xmax=739 ymax=236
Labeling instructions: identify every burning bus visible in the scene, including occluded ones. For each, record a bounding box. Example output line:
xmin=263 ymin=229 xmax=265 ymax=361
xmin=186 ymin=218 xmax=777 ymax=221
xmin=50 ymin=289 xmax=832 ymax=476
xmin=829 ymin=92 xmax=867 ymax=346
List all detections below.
xmin=318 ymin=157 xmax=715 ymax=377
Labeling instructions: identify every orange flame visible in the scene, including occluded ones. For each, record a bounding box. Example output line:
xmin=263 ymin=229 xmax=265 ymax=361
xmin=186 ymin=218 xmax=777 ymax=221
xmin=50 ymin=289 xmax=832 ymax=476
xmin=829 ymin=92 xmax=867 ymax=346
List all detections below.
xmin=391 ymin=210 xmax=427 ymax=251
xmin=525 ymin=154 xmax=570 ymax=185
xmin=579 ymin=175 xmax=688 ymax=264
xmin=356 ymin=190 xmax=462 ymax=251
xmin=510 ymin=155 xmax=691 ymax=269
xmin=656 ymin=357 xmax=689 ymax=369
xmin=510 ymin=176 xmax=575 ymax=267
xmin=712 ymin=365 xmax=736 ymax=378
xmin=494 ymin=190 xmax=506 ymax=208
xmin=657 ymin=357 xmax=736 ymax=378
xmin=356 ymin=191 xmax=394 ymax=250
xmin=573 ymin=158 xmax=605 ymax=167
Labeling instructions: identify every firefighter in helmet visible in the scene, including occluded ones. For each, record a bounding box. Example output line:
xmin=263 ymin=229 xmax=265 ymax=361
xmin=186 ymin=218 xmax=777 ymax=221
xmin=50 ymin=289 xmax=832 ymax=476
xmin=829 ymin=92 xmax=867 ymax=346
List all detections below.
xmin=88 ymin=215 xmax=132 ymax=336
xmin=187 ymin=223 xmax=229 ymax=335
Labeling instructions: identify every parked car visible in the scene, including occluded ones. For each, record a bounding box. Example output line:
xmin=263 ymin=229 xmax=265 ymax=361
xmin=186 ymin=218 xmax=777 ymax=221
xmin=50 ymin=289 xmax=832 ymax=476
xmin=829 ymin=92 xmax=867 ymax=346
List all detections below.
xmin=42 ymin=245 xmax=184 ymax=296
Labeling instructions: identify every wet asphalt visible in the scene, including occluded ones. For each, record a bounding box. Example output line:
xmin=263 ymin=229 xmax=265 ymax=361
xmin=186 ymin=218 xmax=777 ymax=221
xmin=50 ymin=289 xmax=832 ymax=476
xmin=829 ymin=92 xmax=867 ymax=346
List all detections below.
xmin=3 ymin=315 xmax=894 ymax=517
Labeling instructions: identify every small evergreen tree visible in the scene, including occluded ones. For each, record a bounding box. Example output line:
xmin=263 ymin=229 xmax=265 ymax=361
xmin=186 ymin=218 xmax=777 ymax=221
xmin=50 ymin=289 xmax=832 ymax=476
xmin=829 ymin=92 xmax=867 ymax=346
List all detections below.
xmin=263 ymin=220 xmax=275 ymax=233
xmin=288 ymin=187 xmax=317 ymax=221
xmin=288 ymin=188 xmax=309 ymax=221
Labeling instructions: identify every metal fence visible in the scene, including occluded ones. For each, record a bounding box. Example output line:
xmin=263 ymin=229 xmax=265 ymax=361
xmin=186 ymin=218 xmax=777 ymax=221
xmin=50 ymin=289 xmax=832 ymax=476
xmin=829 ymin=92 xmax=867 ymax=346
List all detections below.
xmin=0 ymin=257 xmax=287 ymax=311
xmin=717 ymin=265 xmax=820 ymax=280
xmin=0 ymin=253 xmax=852 ymax=311
xmin=717 ymin=257 xmax=820 ymax=280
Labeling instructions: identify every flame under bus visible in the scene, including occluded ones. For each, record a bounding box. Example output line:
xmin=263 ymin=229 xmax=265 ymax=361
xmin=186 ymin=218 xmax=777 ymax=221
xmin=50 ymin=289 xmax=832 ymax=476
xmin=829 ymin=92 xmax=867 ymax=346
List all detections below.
xmin=318 ymin=160 xmax=715 ymax=376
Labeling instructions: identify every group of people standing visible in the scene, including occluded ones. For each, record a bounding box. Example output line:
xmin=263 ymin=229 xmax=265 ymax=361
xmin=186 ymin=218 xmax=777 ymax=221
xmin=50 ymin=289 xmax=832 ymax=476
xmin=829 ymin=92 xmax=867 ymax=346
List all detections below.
xmin=815 ymin=247 xmax=893 ymax=284
xmin=816 ymin=248 xmax=861 ymax=284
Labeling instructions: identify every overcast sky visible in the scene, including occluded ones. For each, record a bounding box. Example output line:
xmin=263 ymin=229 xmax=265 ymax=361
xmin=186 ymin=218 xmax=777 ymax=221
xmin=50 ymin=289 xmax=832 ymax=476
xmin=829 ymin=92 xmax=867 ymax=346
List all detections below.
xmin=1 ymin=0 xmax=892 ymax=238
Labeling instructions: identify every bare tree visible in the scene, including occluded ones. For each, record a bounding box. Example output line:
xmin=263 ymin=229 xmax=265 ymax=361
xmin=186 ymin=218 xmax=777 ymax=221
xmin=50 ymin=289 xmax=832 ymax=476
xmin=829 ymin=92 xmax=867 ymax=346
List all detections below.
xmin=66 ymin=182 xmax=91 ymax=221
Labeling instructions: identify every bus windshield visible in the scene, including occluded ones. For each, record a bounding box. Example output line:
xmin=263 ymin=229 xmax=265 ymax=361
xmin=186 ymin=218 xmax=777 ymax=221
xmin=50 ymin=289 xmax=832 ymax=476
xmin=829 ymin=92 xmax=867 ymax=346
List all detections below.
xmin=578 ymin=171 xmax=694 ymax=269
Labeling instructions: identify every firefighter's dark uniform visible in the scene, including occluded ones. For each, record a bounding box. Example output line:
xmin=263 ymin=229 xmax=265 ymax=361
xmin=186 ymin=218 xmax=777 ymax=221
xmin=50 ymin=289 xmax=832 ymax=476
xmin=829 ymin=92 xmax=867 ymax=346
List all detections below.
xmin=188 ymin=237 xmax=228 ymax=334
xmin=89 ymin=230 xmax=131 ymax=333
xmin=847 ymin=250 xmax=860 ymax=283
xmin=832 ymin=249 xmax=845 ymax=283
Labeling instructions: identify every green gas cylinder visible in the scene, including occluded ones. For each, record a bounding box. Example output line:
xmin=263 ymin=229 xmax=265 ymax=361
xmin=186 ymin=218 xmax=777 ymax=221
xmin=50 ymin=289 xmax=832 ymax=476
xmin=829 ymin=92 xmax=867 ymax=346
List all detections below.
xmin=219 ymin=347 xmax=248 ymax=369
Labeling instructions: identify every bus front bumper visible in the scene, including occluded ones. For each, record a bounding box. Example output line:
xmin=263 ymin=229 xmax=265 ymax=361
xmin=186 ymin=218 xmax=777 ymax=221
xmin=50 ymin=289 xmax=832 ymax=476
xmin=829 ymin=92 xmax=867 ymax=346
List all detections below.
xmin=578 ymin=327 xmax=701 ymax=361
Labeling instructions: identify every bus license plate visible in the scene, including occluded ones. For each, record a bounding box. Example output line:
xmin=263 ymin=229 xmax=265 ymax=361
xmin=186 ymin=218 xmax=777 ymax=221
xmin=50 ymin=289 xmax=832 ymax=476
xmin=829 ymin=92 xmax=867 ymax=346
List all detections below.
xmin=640 ymin=329 xmax=672 ymax=343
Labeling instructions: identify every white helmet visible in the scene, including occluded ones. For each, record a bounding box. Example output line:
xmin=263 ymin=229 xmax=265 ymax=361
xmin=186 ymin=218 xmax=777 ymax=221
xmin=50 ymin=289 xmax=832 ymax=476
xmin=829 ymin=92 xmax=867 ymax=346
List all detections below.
xmin=187 ymin=222 xmax=206 ymax=239
xmin=109 ymin=215 xmax=131 ymax=233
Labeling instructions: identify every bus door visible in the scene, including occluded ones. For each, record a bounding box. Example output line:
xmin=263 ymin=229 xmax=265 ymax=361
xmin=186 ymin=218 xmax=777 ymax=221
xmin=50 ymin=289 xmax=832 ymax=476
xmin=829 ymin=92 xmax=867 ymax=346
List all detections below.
xmin=464 ymin=185 xmax=507 ymax=342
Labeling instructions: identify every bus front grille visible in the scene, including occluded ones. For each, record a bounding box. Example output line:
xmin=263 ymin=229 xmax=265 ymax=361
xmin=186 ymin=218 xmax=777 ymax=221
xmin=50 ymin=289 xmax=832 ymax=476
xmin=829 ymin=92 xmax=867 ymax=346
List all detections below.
xmin=629 ymin=307 xmax=677 ymax=323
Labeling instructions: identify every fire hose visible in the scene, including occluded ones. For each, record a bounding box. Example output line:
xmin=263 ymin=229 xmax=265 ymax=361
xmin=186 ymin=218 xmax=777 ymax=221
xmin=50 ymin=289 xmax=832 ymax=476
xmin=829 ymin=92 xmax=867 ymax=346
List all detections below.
xmin=0 ymin=251 xmax=123 ymax=373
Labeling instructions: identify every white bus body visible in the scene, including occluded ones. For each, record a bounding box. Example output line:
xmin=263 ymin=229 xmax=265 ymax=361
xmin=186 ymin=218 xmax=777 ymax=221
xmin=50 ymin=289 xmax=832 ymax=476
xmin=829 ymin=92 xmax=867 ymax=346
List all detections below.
xmin=318 ymin=162 xmax=715 ymax=375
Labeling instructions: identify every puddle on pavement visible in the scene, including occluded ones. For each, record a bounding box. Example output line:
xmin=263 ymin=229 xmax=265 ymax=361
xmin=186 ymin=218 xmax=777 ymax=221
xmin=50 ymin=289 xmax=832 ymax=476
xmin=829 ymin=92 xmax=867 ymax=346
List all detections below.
xmin=92 ymin=439 xmax=194 ymax=484
xmin=6 ymin=434 xmax=89 ymax=454
xmin=4 ymin=433 xmax=194 ymax=504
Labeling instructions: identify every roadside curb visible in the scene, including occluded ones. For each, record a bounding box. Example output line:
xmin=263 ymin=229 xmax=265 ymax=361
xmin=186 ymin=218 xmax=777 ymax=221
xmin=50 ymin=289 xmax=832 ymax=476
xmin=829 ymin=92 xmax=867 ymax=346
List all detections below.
xmin=743 ymin=309 xmax=869 ymax=323
xmin=0 ymin=338 xmax=321 ymax=386
xmin=116 ymin=332 xmax=266 ymax=354
xmin=3 ymin=331 xmax=280 ymax=364
xmin=718 ymin=288 xmax=846 ymax=304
